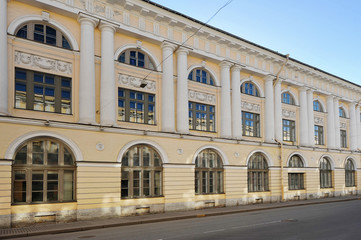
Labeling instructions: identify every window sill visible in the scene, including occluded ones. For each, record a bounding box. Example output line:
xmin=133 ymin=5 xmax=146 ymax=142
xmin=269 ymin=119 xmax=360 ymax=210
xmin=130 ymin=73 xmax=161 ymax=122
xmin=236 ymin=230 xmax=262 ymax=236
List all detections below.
xmin=195 ymin=192 xmax=225 ymax=195
xmin=121 ymin=195 xmax=164 ymax=200
xmin=12 ymin=200 xmax=77 ymax=206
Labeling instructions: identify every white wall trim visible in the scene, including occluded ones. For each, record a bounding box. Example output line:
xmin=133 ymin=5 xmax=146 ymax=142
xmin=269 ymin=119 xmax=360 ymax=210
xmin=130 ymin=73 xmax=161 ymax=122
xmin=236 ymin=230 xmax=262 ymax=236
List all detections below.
xmin=246 ymin=149 xmax=274 ymax=167
xmin=8 ymin=14 xmax=79 ymax=51
xmin=286 ymin=151 xmax=308 ymax=167
xmin=5 ymin=130 xmax=83 ymax=161
xmin=116 ymin=139 xmax=169 ymax=164
xmin=343 ymin=156 xmax=358 ymax=169
xmin=313 ymin=98 xmax=327 ymax=112
xmin=192 ymin=145 xmax=229 ymax=165
xmin=113 ymin=43 xmax=161 ymax=71
xmin=187 ymin=64 xmax=220 ymax=87
xmin=281 ymin=89 xmax=299 ymax=106
xmin=240 ymin=77 xmax=264 ymax=97
xmin=77 ymin=162 xmax=121 ymax=168
xmin=319 ymin=154 xmax=335 ymax=169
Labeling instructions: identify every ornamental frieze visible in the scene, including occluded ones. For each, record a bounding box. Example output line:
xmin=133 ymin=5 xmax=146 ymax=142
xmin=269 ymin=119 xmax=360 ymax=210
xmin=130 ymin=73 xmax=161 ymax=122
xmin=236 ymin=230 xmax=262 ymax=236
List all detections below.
xmin=314 ymin=117 xmax=324 ymax=124
xmin=188 ymin=90 xmax=216 ymax=104
xmin=118 ymin=74 xmax=156 ymax=92
xmin=241 ymin=101 xmax=261 ymax=112
xmin=282 ymin=109 xmax=296 ymax=119
xmin=14 ymin=51 xmax=72 ymax=75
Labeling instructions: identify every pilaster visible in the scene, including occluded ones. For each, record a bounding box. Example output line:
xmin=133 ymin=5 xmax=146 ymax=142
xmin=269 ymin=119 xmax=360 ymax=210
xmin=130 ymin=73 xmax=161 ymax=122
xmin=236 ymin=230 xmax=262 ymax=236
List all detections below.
xmin=349 ymin=102 xmax=357 ymax=151
xmin=220 ymin=61 xmax=232 ymax=138
xmin=99 ymin=21 xmax=118 ymax=126
xmin=0 ymin=0 xmax=8 ymax=114
xmin=333 ymin=98 xmax=340 ymax=148
xmin=326 ymin=95 xmax=336 ymax=149
xmin=176 ymin=47 xmax=190 ymax=134
xmin=78 ymin=13 xmax=99 ymax=124
xmin=274 ymin=81 xmax=282 ymax=142
xmin=299 ymin=87 xmax=308 ymax=146
xmin=231 ymin=65 xmax=243 ymax=139
xmin=264 ymin=75 xmax=275 ymax=142
xmin=307 ymin=89 xmax=314 ymax=146
xmin=161 ymin=41 xmax=176 ymax=132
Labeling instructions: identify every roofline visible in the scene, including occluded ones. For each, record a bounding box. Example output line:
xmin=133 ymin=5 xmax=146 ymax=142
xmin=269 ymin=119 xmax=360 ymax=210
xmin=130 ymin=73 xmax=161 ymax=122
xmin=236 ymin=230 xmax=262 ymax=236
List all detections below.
xmin=142 ymin=0 xmax=360 ymax=89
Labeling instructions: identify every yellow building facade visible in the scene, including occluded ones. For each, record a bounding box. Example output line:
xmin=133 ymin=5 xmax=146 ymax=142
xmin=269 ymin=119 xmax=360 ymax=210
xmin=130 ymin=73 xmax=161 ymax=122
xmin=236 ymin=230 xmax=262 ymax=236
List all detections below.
xmin=0 ymin=0 xmax=360 ymax=228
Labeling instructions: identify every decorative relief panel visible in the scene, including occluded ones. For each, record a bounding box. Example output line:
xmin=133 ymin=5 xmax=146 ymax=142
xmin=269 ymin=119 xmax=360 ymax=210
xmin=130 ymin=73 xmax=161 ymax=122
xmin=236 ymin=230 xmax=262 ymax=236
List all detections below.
xmin=118 ymin=74 xmax=156 ymax=92
xmin=282 ymin=109 xmax=296 ymax=119
xmin=340 ymin=122 xmax=347 ymax=129
xmin=241 ymin=101 xmax=260 ymax=112
xmin=15 ymin=51 xmax=72 ymax=75
xmin=314 ymin=117 xmax=324 ymax=125
xmin=188 ymin=90 xmax=216 ymax=104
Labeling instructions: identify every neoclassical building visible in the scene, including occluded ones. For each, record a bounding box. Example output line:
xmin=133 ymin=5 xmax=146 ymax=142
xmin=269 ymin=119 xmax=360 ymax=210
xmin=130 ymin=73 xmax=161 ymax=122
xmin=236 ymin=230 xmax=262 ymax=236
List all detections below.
xmin=0 ymin=0 xmax=360 ymax=228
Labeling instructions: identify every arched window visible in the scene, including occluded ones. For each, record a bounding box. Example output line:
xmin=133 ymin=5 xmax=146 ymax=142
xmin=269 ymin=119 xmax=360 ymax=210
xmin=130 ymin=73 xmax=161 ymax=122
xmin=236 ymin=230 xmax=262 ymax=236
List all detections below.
xmin=12 ymin=138 xmax=75 ymax=204
xmin=241 ymin=82 xmax=260 ymax=97
xmin=339 ymin=107 xmax=346 ymax=118
xmin=345 ymin=159 xmax=355 ymax=187
xmin=320 ymin=157 xmax=332 ymax=188
xmin=121 ymin=145 xmax=162 ymax=198
xmin=15 ymin=22 xmax=72 ymax=50
xmin=288 ymin=155 xmax=304 ymax=190
xmin=248 ymin=153 xmax=269 ymax=192
xmin=118 ymin=49 xmax=155 ymax=70
xmin=195 ymin=149 xmax=223 ymax=194
xmin=188 ymin=68 xmax=214 ymax=86
xmin=282 ymin=92 xmax=295 ymax=105
xmin=313 ymin=100 xmax=323 ymax=112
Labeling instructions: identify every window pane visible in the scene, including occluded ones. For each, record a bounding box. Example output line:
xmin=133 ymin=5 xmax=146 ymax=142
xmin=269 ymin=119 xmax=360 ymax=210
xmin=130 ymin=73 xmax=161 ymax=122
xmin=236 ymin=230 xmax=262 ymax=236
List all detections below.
xmin=47 ymin=171 xmax=58 ymax=201
xmin=47 ymin=142 xmax=59 ymax=165
xmin=63 ymin=171 xmax=74 ymax=201
xmin=14 ymin=146 xmax=27 ymax=165
xmin=64 ymin=148 xmax=74 ymax=165
xmin=14 ymin=170 xmax=27 ymax=203
xmin=154 ymin=171 xmax=161 ymax=196
xmin=133 ymin=171 xmax=140 ymax=197
xmin=32 ymin=141 xmax=44 ymax=164
xmin=32 ymin=172 xmax=44 ymax=202
xmin=16 ymin=25 xmax=27 ymax=38
xmin=62 ymin=36 xmax=71 ymax=49
xmin=121 ymin=170 xmax=129 ymax=198
xmin=34 ymin=24 xmax=45 ymax=42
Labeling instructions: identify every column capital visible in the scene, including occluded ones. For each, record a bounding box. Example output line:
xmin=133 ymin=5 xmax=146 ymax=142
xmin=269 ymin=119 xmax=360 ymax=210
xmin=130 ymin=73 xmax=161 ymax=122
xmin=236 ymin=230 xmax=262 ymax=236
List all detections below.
xmin=99 ymin=20 xmax=118 ymax=32
xmin=326 ymin=95 xmax=335 ymax=101
xmin=219 ymin=60 xmax=232 ymax=69
xmin=161 ymin=41 xmax=177 ymax=51
xmin=231 ymin=64 xmax=244 ymax=73
xmin=77 ymin=13 xmax=99 ymax=27
xmin=175 ymin=46 xmax=191 ymax=55
xmin=264 ymin=74 xmax=275 ymax=82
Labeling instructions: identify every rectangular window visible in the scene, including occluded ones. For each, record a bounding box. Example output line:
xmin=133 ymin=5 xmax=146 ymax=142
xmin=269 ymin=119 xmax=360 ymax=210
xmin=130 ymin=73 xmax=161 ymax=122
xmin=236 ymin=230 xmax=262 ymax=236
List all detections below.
xmin=288 ymin=173 xmax=304 ymax=190
xmin=242 ymin=111 xmax=260 ymax=137
xmin=188 ymin=102 xmax=215 ymax=132
xmin=118 ymin=88 xmax=155 ymax=124
xmin=341 ymin=130 xmax=347 ymax=148
xmin=283 ymin=119 xmax=296 ymax=142
xmin=314 ymin=125 xmax=324 ymax=145
xmin=15 ymin=68 xmax=72 ymax=114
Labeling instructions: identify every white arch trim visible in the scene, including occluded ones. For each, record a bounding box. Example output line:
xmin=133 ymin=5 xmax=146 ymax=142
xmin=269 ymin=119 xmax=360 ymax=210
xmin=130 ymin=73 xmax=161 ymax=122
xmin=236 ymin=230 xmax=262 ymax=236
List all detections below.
xmin=343 ymin=156 xmax=358 ymax=169
xmin=319 ymin=154 xmax=335 ymax=170
xmin=114 ymin=44 xmax=161 ymax=72
xmin=5 ymin=131 xmax=83 ymax=161
xmin=246 ymin=149 xmax=274 ymax=167
xmin=240 ymin=77 xmax=264 ymax=98
xmin=8 ymin=15 xmax=79 ymax=51
xmin=192 ymin=145 xmax=229 ymax=165
xmin=339 ymin=105 xmax=349 ymax=118
xmin=286 ymin=152 xmax=308 ymax=167
xmin=187 ymin=64 xmax=220 ymax=87
xmin=313 ymin=98 xmax=327 ymax=112
xmin=281 ymin=89 xmax=299 ymax=105
xmin=116 ymin=139 xmax=169 ymax=165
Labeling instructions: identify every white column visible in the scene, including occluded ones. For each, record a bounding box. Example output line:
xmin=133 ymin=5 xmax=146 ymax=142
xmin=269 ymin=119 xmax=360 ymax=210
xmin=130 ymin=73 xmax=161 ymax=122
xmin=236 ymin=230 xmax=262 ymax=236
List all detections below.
xmin=264 ymin=75 xmax=275 ymax=142
xmin=299 ymin=87 xmax=308 ymax=146
xmin=333 ymin=98 xmax=340 ymax=149
xmin=99 ymin=21 xmax=117 ymax=126
xmin=274 ymin=82 xmax=282 ymax=141
xmin=307 ymin=89 xmax=315 ymax=146
xmin=326 ymin=95 xmax=336 ymax=148
xmin=349 ymin=102 xmax=357 ymax=151
xmin=356 ymin=106 xmax=361 ymax=149
xmin=78 ymin=14 xmax=98 ymax=124
xmin=220 ymin=61 xmax=232 ymax=138
xmin=231 ymin=65 xmax=242 ymax=139
xmin=0 ymin=0 xmax=8 ymax=114
xmin=176 ymin=47 xmax=189 ymax=134
xmin=161 ymin=41 xmax=176 ymax=132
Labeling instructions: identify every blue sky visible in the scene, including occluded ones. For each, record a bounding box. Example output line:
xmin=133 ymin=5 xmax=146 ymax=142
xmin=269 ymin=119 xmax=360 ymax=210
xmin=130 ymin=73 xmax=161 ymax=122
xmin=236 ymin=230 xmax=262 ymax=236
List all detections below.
xmin=151 ymin=0 xmax=361 ymax=85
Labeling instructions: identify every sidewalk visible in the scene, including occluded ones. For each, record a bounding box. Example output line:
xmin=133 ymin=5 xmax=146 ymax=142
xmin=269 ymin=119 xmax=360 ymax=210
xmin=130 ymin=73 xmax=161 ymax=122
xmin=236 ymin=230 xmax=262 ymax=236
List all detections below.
xmin=1 ymin=195 xmax=360 ymax=239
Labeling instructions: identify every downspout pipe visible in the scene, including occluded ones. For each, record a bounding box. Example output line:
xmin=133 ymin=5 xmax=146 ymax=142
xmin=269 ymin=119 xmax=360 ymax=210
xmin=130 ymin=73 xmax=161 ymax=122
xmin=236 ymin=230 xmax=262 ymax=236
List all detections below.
xmin=273 ymin=54 xmax=290 ymax=86
xmin=274 ymin=138 xmax=284 ymax=201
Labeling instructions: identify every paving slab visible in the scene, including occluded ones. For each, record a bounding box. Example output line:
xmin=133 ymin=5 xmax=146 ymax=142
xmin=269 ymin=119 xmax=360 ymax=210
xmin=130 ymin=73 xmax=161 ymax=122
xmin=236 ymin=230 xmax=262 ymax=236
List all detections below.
xmin=1 ymin=195 xmax=360 ymax=239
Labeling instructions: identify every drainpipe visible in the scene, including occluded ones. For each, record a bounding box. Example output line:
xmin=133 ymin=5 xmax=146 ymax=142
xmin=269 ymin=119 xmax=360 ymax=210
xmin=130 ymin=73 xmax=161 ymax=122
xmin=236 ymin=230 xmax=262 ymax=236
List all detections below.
xmin=275 ymin=138 xmax=284 ymax=201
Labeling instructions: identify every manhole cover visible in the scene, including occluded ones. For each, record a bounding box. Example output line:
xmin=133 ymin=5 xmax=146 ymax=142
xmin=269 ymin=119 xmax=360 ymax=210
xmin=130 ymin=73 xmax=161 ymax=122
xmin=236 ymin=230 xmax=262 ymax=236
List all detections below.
xmin=78 ymin=236 xmax=96 ymax=239
xmin=281 ymin=219 xmax=298 ymax=222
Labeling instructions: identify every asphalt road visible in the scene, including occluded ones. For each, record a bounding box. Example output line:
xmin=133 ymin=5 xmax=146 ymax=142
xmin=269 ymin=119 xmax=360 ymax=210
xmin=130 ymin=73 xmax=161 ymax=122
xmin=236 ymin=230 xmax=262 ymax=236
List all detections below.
xmin=20 ymin=200 xmax=361 ymax=240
